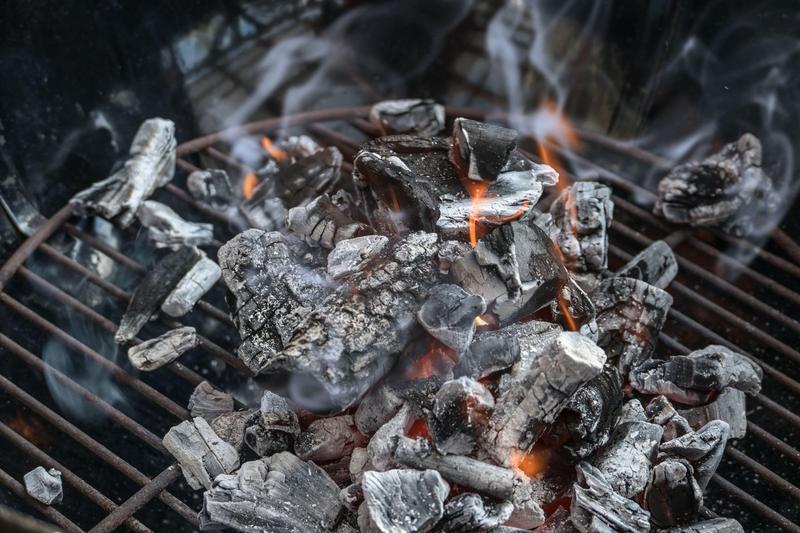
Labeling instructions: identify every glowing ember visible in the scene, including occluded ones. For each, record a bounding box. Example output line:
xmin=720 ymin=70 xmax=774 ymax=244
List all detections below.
xmin=4 ymin=410 xmax=50 ymax=447
xmin=261 ymin=135 xmax=288 ymax=162
xmin=510 ymin=447 xmax=553 ymax=478
xmin=406 ymin=340 xmax=458 ymax=380
xmin=242 ymin=172 xmax=259 ymax=199
xmin=474 ymin=315 xmax=489 ymax=327
xmin=407 ymin=418 xmax=431 ymax=440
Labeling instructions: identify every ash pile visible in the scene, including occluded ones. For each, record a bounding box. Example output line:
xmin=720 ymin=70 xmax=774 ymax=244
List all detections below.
xmin=71 ymin=100 xmax=768 ymax=532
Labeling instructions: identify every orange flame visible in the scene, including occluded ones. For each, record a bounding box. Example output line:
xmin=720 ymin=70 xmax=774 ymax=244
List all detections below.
xmin=510 ymin=448 xmax=553 ymax=478
xmin=261 ymin=135 xmax=288 ymax=161
xmin=242 ymin=172 xmax=259 ymax=199
xmin=406 ymin=340 xmax=458 ymax=380
xmin=535 ymin=99 xmax=580 ymax=192
xmin=550 ymin=242 xmax=579 ymax=332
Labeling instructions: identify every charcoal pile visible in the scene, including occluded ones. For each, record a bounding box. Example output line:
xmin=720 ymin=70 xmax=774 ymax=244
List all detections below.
xmin=71 ymin=102 xmax=762 ymax=532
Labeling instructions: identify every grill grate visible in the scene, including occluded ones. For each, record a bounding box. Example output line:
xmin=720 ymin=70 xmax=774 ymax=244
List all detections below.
xmin=1 ymin=107 xmax=799 ymax=531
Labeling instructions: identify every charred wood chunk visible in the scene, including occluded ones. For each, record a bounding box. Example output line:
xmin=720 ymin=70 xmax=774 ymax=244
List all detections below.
xmin=418 ymin=285 xmax=486 ymax=353
xmin=24 ymin=467 xmax=62 ymax=505
xmin=558 ymin=365 xmax=623 ymax=459
xmin=295 ymin=414 xmax=366 ymax=463
xmin=660 ymin=420 xmax=729 ymax=490
xmin=592 ymin=399 xmax=664 ymax=498
xmin=279 ymin=232 xmax=441 ymax=411
xmin=163 ymin=417 xmax=239 ymax=490
xmin=369 ymin=99 xmax=446 ymax=136
xmin=644 ymin=459 xmax=703 ymax=528
xmin=678 ymin=387 xmax=747 ymax=439
xmin=137 ymin=200 xmax=214 ymax=249
xmin=210 ymin=409 xmax=259 ymax=452
xmin=327 ymin=235 xmax=389 ymax=280
xmin=571 ymin=462 xmax=650 ymax=533
xmin=161 ymin=255 xmax=221 ymax=317
xmin=630 ymin=345 xmax=762 ymax=405
xmin=429 ymin=377 xmax=494 ymax=455
xmin=616 ymin=240 xmax=678 ymax=289
xmin=188 ymin=381 xmax=234 ymax=422
xmin=662 ymin=517 xmax=744 ymax=533
xmin=439 ymin=493 xmax=514 ymax=532
xmin=549 ymin=182 xmax=613 ymax=272
xmin=550 ymin=278 xmax=597 ymax=336
xmin=355 ymin=383 xmax=405 ymax=436
xmin=287 ymin=194 xmax=374 ymax=249
xmin=70 ymin=118 xmax=176 ymax=227
xmin=115 ymin=246 xmax=200 ymax=344
xmin=593 ymin=277 xmax=672 ymax=374
xmin=362 ymin=468 xmax=450 ymax=533
xmin=368 ymin=403 xmax=414 ymax=471
xmin=217 ymin=230 xmax=333 ymax=374
xmin=187 ymin=169 xmax=234 ymax=210
xmin=654 ymin=133 xmax=779 ymax=236
xmin=450 ymin=118 xmax=517 ymax=182
xmin=394 ymin=436 xmax=544 ymax=529
xmin=646 ymin=395 xmax=692 ymax=442
xmin=452 ymin=222 xmax=569 ymax=325
xmin=244 ymin=390 xmax=301 ymax=457
xmin=200 ymin=453 xmax=342 ymax=533
xmin=486 ymin=332 xmax=606 ymax=465
xmin=127 ymin=326 xmax=199 ymax=371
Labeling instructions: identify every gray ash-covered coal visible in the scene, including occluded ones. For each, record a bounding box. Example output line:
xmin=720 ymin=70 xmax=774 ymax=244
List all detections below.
xmin=287 ymin=193 xmax=374 ymax=249
xmin=369 ymin=99 xmax=445 ymax=137
xmin=417 ymin=284 xmax=486 ymax=353
xmin=136 ymin=200 xmax=214 ymax=249
xmin=188 ymin=169 xmax=235 ymax=211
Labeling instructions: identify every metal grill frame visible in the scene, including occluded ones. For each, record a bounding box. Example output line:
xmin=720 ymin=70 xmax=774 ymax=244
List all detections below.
xmin=1 ymin=106 xmax=799 ymax=532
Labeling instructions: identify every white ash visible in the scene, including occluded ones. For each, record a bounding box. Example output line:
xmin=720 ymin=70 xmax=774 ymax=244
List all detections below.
xmin=327 ymin=235 xmax=389 ymax=280
xmin=428 ymin=377 xmax=494 ymax=455
xmin=660 ymin=420 xmax=730 ymax=490
xmin=438 ymin=493 xmax=514 ymax=532
xmin=127 ymin=326 xmax=199 ymax=371
xmin=162 ymin=416 xmax=239 ymax=490
xmin=187 ymin=169 xmax=234 ymax=210
xmin=188 ymin=381 xmax=234 ymax=422
xmin=679 ymin=387 xmax=747 ymax=439
xmin=616 ymin=240 xmax=678 ymax=289
xmin=571 ymin=462 xmax=650 ymax=533
xmin=369 ymin=99 xmax=445 ymax=136
xmin=549 ymin=181 xmax=613 ymax=272
xmin=161 ymin=254 xmax=221 ymax=317
xmin=417 ymin=285 xmax=486 ymax=353
xmin=349 ymin=447 xmax=370 ymax=484
xmin=644 ymin=458 xmax=703 ymax=528
xmin=24 ymin=467 xmax=63 ymax=505
xmin=137 ymin=200 xmax=214 ymax=249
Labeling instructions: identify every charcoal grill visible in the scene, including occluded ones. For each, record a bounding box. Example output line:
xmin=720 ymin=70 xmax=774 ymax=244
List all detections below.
xmin=1 ymin=106 xmax=799 ymax=532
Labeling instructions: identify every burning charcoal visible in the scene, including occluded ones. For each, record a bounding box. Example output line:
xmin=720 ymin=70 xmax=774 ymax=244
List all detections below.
xmin=244 ymin=390 xmax=300 ymax=457
xmin=295 ymin=415 xmax=366 ymax=463
xmin=616 ymin=240 xmax=678 ymax=289
xmin=663 ymin=517 xmax=744 ymax=533
xmin=280 ymin=135 xmax=322 ymax=160
xmin=163 ymin=417 xmax=239 ymax=490
xmin=368 ymin=403 xmax=414 ymax=471
xmin=361 ymin=469 xmax=449 ymax=533
xmin=436 ymin=240 xmax=471 ymax=274
xmin=592 ymin=399 xmax=664 ymax=498
xmin=654 ymin=133 xmax=779 ymax=236
xmin=630 ymin=345 xmax=762 ymax=405
xmin=535 ymin=507 xmax=574 ymax=533
xmin=70 ymin=118 xmax=176 ymax=227
xmin=429 ymin=377 xmax=494 ymax=455
xmin=418 ymin=285 xmax=486 ymax=353
xmin=287 ymin=194 xmax=373 ymax=249
xmin=217 ymin=230 xmax=333 ymax=374
xmin=660 ymin=420 xmax=730 ymax=490
xmin=394 ymin=436 xmax=545 ymax=529
xmin=491 ymin=320 xmax=562 ymax=378
xmin=137 ymin=200 xmax=214 ymax=249
xmin=188 ymin=381 xmax=233 ymax=422
xmin=115 ymin=246 xmax=200 ymax=344
xmin=549 ymin=182 xmax=613 ymax=272
xmin=679 ymin=387 xmax=747 ymax=439
xmin=558 ymin=365 xmax=623 ymax=458
xmin=369 ymin=99 xmax=446 ymax=136
xmin=452 ymin=222 xmax=569 ymax=325
xmin=644 ymin=459 xmax=703 ymax=528
xmin=485 ymin=332 xmax=606 ymax=465
xmin=439 ymin=493 xmax=514 ymax=532
xmin=23 ymin=467 xmax=62 ymax=505
xmin=127 ymin=326 xmax=199 ymax=371
xmin=210 ymin=409 xmax=259 ymax=452
xmin=350 ymin=448 xmax=370 ymax=484
xmin=161 ymin=254 xmax=221 ymax=317
xmin=550 ymin=278 xmax=597 ymax=336
xmin=200 ymin=452 xmax=342 ymax=532
xmin=450 ymin=118 xmax=518 ymax=182
xmin=571 ymin=462 xmax=650 ymax=533
xmin=593 ymin=277 xmax=673 ymax=374
xmin=327 ymin=235 xmax=389 ymax=280
xmin=646 ymin=395 xmax=692 ymax=442
xmin=187 ymin=169 xmax=234 ymax=210
xmin=355 ymin=383 xmax=405 ymax=436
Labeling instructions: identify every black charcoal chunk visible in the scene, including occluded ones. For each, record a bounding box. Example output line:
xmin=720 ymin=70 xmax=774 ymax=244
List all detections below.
xmin=210 ymin=409 xmax=259 ymax=452
xmin=646 ymin=395 xmax=692 ymax=442
xmin=200 ymin=452 xmax=342 ymax=533
xmin=137 ymin=200 xmax=214 ymax=249
xmin=295 ymin=415 xmax=365 ymax=463
xmin=593 ymin=277 xmax=673 ymax=374
xmin=189 ymin=381 xmax=234 ymax=422
xmin=630 ymin=346 xmax=762 ymax=405
xmin=287 ymin=194 xmax=373 ymax=249
xmin=616 ymin=240 xmax=678 ymax=289
xmin=127 ymin=326 xmax=199 ymax=371
xmin=70 ymin=118 xmax=176 ymax=227
xmin=549 ymin=182 xmax=613 ymax=272
xmin=327 ymin=235 xmax=389 ymax=280
xmin=644 ymin=459 xmax=703 ymax=528
xmin=418 ymin=285 xmax=486 ymax=353
xmin=24 ymin=467 xmax=63 ymax=505
xmin=163 ymin=417 xmax=239 ymax=490
xmin=654 ymin=133 xmax=779 ymax=236
xmin=355 ymin=383 xmax=405 ymax=436
xmin=450 ymin=118 xmax=518 ymax=182
xmin=362 ymin=469 xmax=450 ymax=533
xmin=369 ymin=99 xmax=446 ymax=136
xmin=115 ymin=246 xmax=200 ymax=344
xmin=244 ymin=391 xmax=300 ymax=457
xmin=429 ymin=377 xmax=494 ymax=455
xmin=678 ymin=387 xmax=747 ymax=439
xmin=187 ymin=169 xmax=234 ymax=210
xmin=161 ymin=255 xmax=221 ymax=317
xmin=550 ymin=277 xmax=597 ymax=336
xmin=662 ymin=517 xmax=744 ymax=533
xmin=571 ymin=462 xmax=650 ymax=533
xmin=439 ymin=493 xmax=514 ymax=532
xmin=660 ymin=420 xmax=729 ymax=490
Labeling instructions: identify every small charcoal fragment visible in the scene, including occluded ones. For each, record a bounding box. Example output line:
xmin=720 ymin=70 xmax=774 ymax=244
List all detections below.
xmin=662 ymin=517 xmax=744 ymax=533
xmin=679 ymin=387 xmax=747 ymax=439
xmin=534 ymin=506 xmax=574 ymax=533
xmin=127 ymin=326 xmax=199 ymax=371
xmin=646 ymin=395 xmax=692 ymax=442
xmin=369 ymin=99 xmax=445 ymax=136
xmin=436 ymin=240 xmax=472 ymax=274
xmin=327 ymin=235 xmax=389 ymax=280
xmin=571 ymin=462 xmax=650 ymax=533
xmin=362 ymin=469 xmax=449 ymax=533
xmin=161 ymin=254 xmax=221 ymax=317
xmin=368 ymin=403 xmax=414 ymax=471
xmin=354 ymin=383 xmax=405 ymax=436
xmin=244 ymin=390 xmax=300 ymax=457
xmin=137 ymin=200 xmax=214 ymax=249
xmin=429 ymin=377 xmax=494 ymax=455
xmin=24 ymin=467 xmax=62 ymax=505
xmin=210 ymin=409 xmax=258 ymax=452
xmin=115 ymin=246 xmax=200 ymax=344
xmin=295 ymin=415 xmax=366 ymax=463
xmin=450 ymin=117 xmax=517 ymax=182
xmin=616 ymin=240 xmax=678 ymax=289
xmin=660 ymin=420 xmax=729 ymax=490
xmin=340 ymin=483 xmax=364 ymax=511
xmin=439 ymin=493 xmax=514 ymax=532
xmin=644 ymin=459 xmax=703 ymax=528
xmin=187 ymin=169 xmax=234 ymax=210
xmin=417 ymin=285 xmax=486 ymax=353
xmin=163 ymin=417 xmax=239 ymax=490
xmin=549 ymin=181 xmax=613 ymax=272
xmin=188 ymin=381 xmax=234 ymax=422
xmin=287 ymin=194 xmax=373 ymax=249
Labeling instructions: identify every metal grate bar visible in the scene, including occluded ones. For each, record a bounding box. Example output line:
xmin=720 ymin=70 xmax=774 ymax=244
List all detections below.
xmin=712 ymin=475 xmax=800 ymax=533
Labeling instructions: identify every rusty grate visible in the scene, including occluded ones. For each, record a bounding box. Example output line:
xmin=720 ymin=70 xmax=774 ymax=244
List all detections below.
xmin=1 ymin=106 xmax=799 ymax=532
